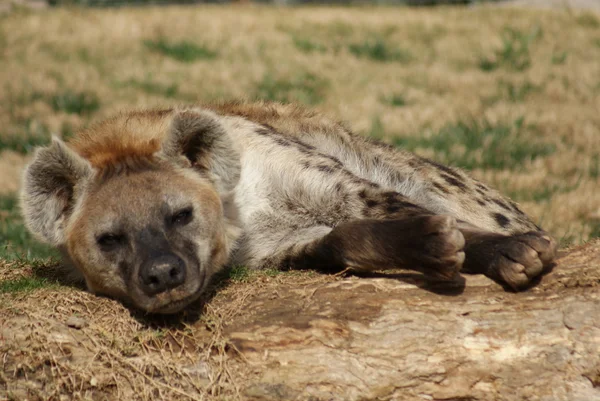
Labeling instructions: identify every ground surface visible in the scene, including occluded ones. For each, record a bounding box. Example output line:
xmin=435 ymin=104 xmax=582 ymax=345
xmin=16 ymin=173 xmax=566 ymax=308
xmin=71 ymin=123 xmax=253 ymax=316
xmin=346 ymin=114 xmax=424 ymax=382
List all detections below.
xmin=2 ymin=241 xmax=600 ymax=400
xmin=1 ymin=3 xmax=600 ymax=401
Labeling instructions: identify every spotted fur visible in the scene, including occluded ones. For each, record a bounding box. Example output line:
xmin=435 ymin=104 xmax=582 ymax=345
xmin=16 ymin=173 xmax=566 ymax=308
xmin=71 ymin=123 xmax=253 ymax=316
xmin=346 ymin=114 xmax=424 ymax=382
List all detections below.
xmin=21 ymin=101 xmax=557 ymax=313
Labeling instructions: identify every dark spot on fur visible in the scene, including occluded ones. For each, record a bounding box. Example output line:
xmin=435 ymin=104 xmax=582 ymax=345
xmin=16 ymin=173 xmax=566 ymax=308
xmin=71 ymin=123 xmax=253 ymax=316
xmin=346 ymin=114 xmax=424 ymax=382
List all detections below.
xmin=387 ymin=204 xmax=401 ymax=213
xmin=287 ymin=136 xmax=316 ymax=151
xmin=492 ymin=198 xmax=512 ymax=212
xmin=366 ymin=199 xmax=378 ymax=208
xmin=476 ymin=188 xmax=487 ymax=196
xmin=284 ymin=198 xmax=295 ymax=210
xmin=358 ymin=190 xmax=367 ymax=199
xmin=432 ymin=182 xmax=450 ymax=194
xmin=476 ymin=199 xmax=486 ymax=206
xmin=273 ymin=137 xmax=291 ymax=147
xmin=324 ymin=155 xmax=343 ymax=167
xmin=317 ymin=165 xmax=336 ymax=174
xmin=302 ymin=161 xmax=311 ymax=169
xmin=335 ymin=182 xmax=344 ymax=193
xmin=441 ymin=173 xmax=467 ymax=191
xmin=424 ymin=158 xmax=462 ymax=180
xmin=493 ymin=213 xmax=511 ymax=228
xmin=509 ymin=200 xmax=526 ymax=216
xmin=382 ymin=191 xmax=397 ymax=201
xmin=369 ymin=182 xmax=380 ymax=188
xmin=296 ymin=147 xmax=313 ymax=156
xmin=408 ymin=159 xmax=420 ymax=169
xmin=261 ymin=124 xmax=319 ymax=154
xmin=386 ymin=201 xmax=420 ymax=214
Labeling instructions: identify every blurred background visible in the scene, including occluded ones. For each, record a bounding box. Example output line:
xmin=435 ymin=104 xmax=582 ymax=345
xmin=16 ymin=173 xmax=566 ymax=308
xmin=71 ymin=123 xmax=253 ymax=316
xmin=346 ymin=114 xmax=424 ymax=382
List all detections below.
xmin=0 ymin=0 xmax=599 ymax=262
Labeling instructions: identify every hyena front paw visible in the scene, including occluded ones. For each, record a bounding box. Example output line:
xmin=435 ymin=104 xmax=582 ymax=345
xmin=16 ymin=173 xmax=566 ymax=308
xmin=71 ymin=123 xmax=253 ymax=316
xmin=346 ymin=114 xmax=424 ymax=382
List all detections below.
xmin=416 ymin=215 xmax=466 ymax=280
xmin=466 ymin=231 xmax=557 ymax=290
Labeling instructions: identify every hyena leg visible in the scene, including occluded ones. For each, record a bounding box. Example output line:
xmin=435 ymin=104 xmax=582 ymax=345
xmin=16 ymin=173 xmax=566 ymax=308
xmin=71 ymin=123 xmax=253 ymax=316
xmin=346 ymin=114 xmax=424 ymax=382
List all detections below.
xmin=251 ymin=215 xmax=466 ymax=280
xmin=458 ymin=222 xmax=558 ymax=290
xmin=366 ymin=157 xmax=558 ymax=289
xmin=356 ymin=186 xmax=557 ymax=288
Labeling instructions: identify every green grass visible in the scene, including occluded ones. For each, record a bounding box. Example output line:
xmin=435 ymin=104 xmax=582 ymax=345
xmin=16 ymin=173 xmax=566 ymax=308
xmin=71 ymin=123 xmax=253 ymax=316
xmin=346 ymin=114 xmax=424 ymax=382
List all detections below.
xmin=227 ymin=265 xmax=251 ymax=282
xmin=369 ymin=115 xmax=386 ymax=141
xmin=591 ymin=154 xmax=600 ymax=178
xmin=0 ymin=194 xmax=58 ymax=261
xmin=50 ymin=90 xmax=100 ymax=115
xmin=0 ymin=119 xmax=51 ymax=154
xmin=348 ymin=38 xmax=411 ymax=63
xmin=292 ymin=37 xmax=327 ymax=53
xmin=391 ymin=118 xmax=555 ymax=171
xmin=144 ymin=38 xmax=218 ymax=63
xmin=255 ymin=72 xmax=328 ymax=105
xmin=577 ymin=12 xmax=600 ymax=28
xmin=589 ymin=221 xmax=600 ymax=240
xmin=498 ymin=79 xmax=540 ymax=102
xmin=8 ymin=88 xmax=101 ymax=116
xmin=505 ymin=179 xmax=581 ymax=203
xmin=479 ymin=26 xmax=542 ymax=72
xmin=0 ymin=118 xmax=75 ymax=154
xmin=0 ymin=276 xmax=55 ymax=294
xmin=212 ymin=265 xmax=282 ymax=286
xmin=551 ymin=51 xmax=568 ymax=65
xmin=381 ymin=93 xmax=408 ymax=107
xmin=122 ymin=78 xmax=180 ymax=98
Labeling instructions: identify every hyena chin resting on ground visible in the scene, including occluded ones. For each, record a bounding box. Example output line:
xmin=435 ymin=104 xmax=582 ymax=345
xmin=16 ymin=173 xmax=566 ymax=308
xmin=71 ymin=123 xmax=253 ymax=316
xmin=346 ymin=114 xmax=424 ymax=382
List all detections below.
xmin=21 ymin=102 xmax=557 ymax=313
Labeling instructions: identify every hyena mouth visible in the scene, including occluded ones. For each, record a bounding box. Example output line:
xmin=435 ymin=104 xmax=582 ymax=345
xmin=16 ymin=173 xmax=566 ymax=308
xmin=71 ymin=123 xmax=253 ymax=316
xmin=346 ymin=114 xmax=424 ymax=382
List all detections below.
xmin=144 ymin=267 xmax=207 ymax=314
xmin=148 ymin=287 xmax=205 ymax=314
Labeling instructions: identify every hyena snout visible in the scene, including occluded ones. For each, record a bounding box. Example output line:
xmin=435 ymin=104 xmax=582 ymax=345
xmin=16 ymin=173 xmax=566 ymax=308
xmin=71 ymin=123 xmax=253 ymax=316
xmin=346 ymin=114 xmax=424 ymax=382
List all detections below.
xmin=139 ymin=254 xmax=187 ymax=296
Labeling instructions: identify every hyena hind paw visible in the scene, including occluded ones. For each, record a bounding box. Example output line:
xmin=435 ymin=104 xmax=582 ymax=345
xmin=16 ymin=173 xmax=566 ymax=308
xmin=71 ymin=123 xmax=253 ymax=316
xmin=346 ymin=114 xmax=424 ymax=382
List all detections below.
xmin=483 ymin=231 xmax=558 ymax=291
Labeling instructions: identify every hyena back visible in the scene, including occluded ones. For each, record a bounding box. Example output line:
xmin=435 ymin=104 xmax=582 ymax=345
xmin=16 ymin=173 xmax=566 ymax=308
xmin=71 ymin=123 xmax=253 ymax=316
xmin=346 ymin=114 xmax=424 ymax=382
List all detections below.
xmin=21 ymin=102 xmax=557 ymax=313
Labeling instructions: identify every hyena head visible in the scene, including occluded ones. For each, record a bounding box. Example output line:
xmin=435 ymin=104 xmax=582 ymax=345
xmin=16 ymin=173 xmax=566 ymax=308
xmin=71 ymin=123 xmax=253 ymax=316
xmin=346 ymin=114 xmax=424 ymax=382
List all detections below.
xmin=21 ymin=108 xmax=240 ymax=313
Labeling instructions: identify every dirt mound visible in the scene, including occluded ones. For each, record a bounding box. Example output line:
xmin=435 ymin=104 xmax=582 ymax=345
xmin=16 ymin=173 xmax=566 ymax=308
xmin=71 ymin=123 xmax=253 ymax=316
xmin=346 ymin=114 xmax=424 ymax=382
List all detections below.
xmin=2 ymin=241 xmax=600 ymax=400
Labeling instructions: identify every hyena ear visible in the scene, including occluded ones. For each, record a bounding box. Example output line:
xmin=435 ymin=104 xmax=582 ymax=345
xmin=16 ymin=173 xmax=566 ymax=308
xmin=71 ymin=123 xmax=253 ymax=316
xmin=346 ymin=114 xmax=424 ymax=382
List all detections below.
xmin=21 ymin=136 xmax=92 ymax=246
xmin=160 ymin=108 xmax=240 ymax=193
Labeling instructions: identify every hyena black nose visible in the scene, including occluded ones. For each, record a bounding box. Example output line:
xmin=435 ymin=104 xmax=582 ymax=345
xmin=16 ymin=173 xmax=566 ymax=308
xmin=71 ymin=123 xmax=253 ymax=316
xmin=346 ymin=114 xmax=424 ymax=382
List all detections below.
xmin=139 ymin=254 xmax=186 ymax=296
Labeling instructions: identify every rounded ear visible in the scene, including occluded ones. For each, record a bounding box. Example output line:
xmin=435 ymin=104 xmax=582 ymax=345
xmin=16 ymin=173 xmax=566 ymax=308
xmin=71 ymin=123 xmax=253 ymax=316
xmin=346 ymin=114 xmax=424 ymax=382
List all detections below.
xmin=159 ymin=108 xmax=240 ymax=193
xmin=21 ymin=136 xmax=92 ymax=245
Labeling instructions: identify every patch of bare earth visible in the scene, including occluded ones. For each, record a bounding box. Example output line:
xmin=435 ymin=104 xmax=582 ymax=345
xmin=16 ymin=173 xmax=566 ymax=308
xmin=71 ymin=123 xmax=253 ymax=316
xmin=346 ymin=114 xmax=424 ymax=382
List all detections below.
xmin=2 ymin=241 xmax=600 ymax=400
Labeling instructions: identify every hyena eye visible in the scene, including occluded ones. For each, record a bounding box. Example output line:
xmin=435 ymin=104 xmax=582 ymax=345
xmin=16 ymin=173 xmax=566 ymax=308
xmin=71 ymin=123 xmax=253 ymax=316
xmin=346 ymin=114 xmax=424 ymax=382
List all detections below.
xmin=97 ymin=234 xmax=125 ymax=250
xmin=170 ymin=207 xmax=193 ymax=226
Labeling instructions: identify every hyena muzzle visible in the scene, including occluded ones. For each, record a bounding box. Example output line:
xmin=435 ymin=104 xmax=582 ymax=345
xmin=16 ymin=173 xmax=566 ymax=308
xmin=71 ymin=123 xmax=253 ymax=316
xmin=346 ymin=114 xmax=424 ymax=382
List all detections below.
xmin=20 ymin=102 xmax=558 ymax=313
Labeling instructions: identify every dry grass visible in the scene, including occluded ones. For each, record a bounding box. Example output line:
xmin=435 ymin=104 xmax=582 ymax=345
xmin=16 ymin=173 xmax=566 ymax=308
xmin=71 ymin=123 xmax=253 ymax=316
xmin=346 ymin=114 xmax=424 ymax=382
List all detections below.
xmin=1 ymin=260 xmax=330 ymax=400
xmin=1 ymin=3 xmax=600 ymax=400
xmin=0 ymin=4 xmax=599 ymax=242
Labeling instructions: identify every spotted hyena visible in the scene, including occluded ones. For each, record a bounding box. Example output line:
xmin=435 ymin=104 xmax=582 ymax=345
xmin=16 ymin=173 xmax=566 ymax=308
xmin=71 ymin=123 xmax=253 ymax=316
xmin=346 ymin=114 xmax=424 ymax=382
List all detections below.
xmin=21 ymin=102 xmax=557 ymax=313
